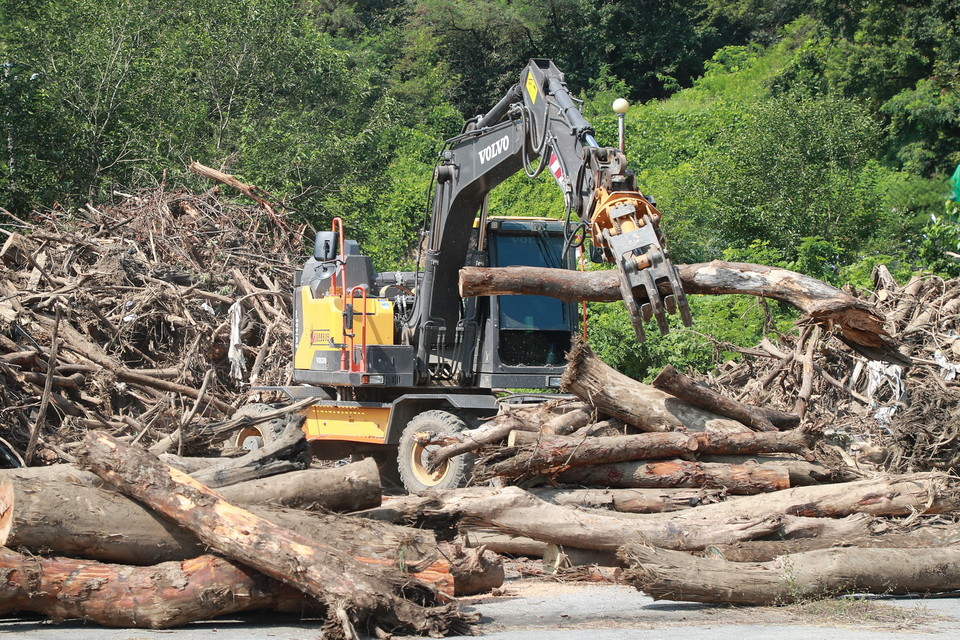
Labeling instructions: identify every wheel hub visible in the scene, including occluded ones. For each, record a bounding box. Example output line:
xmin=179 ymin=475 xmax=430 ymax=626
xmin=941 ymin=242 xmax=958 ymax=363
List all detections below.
xmin=411 ymin=440 xmax=448 ymax=486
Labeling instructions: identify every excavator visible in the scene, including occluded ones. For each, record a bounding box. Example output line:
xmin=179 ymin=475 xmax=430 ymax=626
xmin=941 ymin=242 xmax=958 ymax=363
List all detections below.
xmin=240 ymin=59 xmax=691 ymax=491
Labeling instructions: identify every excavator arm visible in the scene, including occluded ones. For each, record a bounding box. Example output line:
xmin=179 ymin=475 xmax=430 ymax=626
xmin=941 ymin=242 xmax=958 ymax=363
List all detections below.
xmin=509 ymin=59 xmax=691 ymax=340
xmin=412 ymin=59 xmax=690 ymax=363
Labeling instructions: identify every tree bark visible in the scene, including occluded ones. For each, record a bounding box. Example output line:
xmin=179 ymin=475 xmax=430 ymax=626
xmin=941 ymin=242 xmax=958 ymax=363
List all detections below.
xmin=706 ymin=521 xmax=960 ymax=562
xmin=460 ymin=529 xmax=549 ymax=558
xmin=556 ymin=459 xmax=791 ymax=494
xmin=75 ymin=431 xmax=470 ymax=637
xmin=217 ymin=458 xmax=382 ymax=512
xmin=652 ymin=365 xmax=799 ymax=432
xmin=561 ymin=341 xmax=751 ymax=433
xmin=697 ymin=455 xmax=862 ymax=486
xmin=540 ymin=406 xmax=594 ymax=435
xmin=665 ymin=472 xmax=959 ymax=522
xmin=0 ymin=463 xmax=103 ymax=486
xmin=779 ymin=513 xmax=875 ymax=540
xmin=479 ymin=429 xmax=813 ymax=480
xmin=426 ymin=486 xmax=781 ymax=552
xmin=528 ymin=487 xmax=725 ymax=513
xmin=0 ymin=548 xmax=314 ymax=628
xmin=0 ymin=476 xmax=430 ymax=568
xmin=620 ymin=545 xmax=960 ymax=604
xmin=458 ymin=262 xmax=899 ymax=361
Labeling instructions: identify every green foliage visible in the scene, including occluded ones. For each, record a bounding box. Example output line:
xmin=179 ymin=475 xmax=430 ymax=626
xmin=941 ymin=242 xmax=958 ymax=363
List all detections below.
xmin=883 ymin=75 xmax=960 ymax=175
xmin=687 ymin=94 xmax=883 ymax=261
xmin=5 ymin=0 xmax=960 ymax=380
xmin=587 ymin=291 xmax=796 ymax=380
xmin=410 ymin=0 xmax=749 ymax=116
xmin=911 ymin=210 xmax=960 ymax=278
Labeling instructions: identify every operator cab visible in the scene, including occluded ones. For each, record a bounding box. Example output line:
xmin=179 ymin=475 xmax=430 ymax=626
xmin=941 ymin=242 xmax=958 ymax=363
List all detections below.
xmin=471 ymin=216 xmax=577 ymax=388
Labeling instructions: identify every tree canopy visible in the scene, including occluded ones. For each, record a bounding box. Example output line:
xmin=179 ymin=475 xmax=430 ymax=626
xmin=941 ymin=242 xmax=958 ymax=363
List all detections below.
xmin=3 ymin=0 xmax=959 ymax=376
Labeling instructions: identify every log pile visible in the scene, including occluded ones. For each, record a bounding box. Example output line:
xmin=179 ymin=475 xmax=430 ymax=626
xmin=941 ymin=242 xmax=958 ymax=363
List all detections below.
xmin=0 ymin=183 xmax=505 ymax=632
xmin=4 ymin=182 xmax=960 ymax=624
xmin=406 ymin=264 xmax=960 ymax=602
xmin=0 ymin=442 xmax=503 ymax=632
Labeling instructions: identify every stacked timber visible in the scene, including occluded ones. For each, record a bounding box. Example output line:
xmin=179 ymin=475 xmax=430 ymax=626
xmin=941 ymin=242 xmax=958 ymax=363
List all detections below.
xmin=378 ymin=264 xmax=960 ymax=600
xmin=0 ymin=439 xmax=502 ymax=632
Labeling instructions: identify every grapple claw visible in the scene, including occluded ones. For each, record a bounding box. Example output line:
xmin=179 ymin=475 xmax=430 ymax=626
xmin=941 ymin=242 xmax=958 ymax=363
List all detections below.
xmin=604 ymin=213 xmax=691 ymax=342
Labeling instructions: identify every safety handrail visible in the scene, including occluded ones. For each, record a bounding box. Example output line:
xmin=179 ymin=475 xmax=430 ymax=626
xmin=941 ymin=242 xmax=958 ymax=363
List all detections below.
xmin=346 ymin=286 xmax=369 ymax=372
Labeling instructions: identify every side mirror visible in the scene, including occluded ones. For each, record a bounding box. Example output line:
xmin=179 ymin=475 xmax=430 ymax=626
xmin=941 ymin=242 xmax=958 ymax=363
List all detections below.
xmin=313 ymin=231 xmax=337 ymax=261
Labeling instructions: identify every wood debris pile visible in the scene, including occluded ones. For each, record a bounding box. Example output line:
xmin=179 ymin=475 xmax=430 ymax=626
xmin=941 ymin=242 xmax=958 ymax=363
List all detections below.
xmin=2 ymin=183 xmax=960 ymax=629
xmin=0 ymin=185 xmax=502 ymax=635
xmin=385 ymin=265 xmax=960 ymax=605
xmin=0 ymin=186 xmax=303 ymax=466
xmin=710 ymin=264 xmax=960 ymax=474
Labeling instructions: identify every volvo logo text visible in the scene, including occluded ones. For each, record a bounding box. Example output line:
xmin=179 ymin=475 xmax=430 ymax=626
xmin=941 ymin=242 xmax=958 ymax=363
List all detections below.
xmin=479 ymin=136 xmax=510 ymax=164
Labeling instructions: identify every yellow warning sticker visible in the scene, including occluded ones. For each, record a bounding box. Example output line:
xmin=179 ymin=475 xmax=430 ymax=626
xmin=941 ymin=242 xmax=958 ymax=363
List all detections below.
xmin=525 ymin=71 xmax=539 ymax=104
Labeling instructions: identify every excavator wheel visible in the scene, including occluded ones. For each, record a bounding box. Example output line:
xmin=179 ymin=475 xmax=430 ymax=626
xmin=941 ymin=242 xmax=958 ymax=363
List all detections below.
xmin=232 ymin=403 xmax=286 ymax=452
xmin=397 ymin=410 xmax=475 ymax=493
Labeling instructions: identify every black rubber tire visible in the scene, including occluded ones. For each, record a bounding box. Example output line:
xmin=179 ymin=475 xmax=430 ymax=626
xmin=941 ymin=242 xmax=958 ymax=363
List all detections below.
xmin=397 ymin=410 xmax=474 ymax=493
xmin=232 ymin=403 xmax=286 ymax=452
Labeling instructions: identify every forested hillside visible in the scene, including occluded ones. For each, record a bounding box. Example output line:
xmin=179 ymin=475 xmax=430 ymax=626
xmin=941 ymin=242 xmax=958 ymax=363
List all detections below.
xmin=3 ymin=0 xmax=959 ymax=376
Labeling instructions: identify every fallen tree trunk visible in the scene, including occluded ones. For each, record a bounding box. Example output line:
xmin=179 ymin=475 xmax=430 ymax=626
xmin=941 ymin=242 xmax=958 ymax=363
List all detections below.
xmin=707 ymin=521 xmax=960 ymax=562
xmin=458 ymin=262 xmax=898 ymax=360
xmin=0 ymin=463 xmax=103 ymax=485
xmin=0 ymin=548 xmax=314 ymax=628
xmin=479 ymin=429 xmax=813 ymax=480
xmin=664 ymin=472 xmax=959 ymax=522
xmin=561 ymin=341 xmax=751 ymax=433
xmin=556 ymin=459 xmax=791 ymax=494
xmin=528 ymin=487 xmax=725 ymax=513
xmin=620 ymin=545 xmax=960 ymax=604
xmin=779 ymin=513 xmax=876 ymax=540
xmin=652 ymin=365 xmax=799 ymax=432
xmin=217 ymin=458 xmax=381 ymax=512
xmin=697 ymin=455 xmax=862 ymax=486
xmin=76 ymin=431 xmax=470 ymax=636
xmin=0 ymin=452 xmax=373 ymax=509
xmin=0 ymin=476 xmax=428 ymax=567
xmin=427 ymin=486 xmax=781 ymax=552
xmin=506 ymin=436 xmax=853 ymax=486
xmin=539 ymin=405 xmax=594 ymax=435
xmin=460 ymin=529 xmax=549 ymax=558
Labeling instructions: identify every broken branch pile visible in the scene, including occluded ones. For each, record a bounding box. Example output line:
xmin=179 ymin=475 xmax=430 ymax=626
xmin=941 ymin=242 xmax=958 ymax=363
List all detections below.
xmin=0 ymin=185 xmax=304 ymax=465
xmin=0 ymin=183 xmax=512 ymax=632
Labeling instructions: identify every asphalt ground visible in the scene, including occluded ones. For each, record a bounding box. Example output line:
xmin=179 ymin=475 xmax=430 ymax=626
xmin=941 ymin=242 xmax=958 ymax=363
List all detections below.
xmin=4 ymin=577 xmax=960 ymax=639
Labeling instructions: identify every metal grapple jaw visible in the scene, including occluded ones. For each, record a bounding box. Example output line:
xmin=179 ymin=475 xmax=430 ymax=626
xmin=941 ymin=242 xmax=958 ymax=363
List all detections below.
xmin=598 ymin=201 xmax=692 ymax=342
